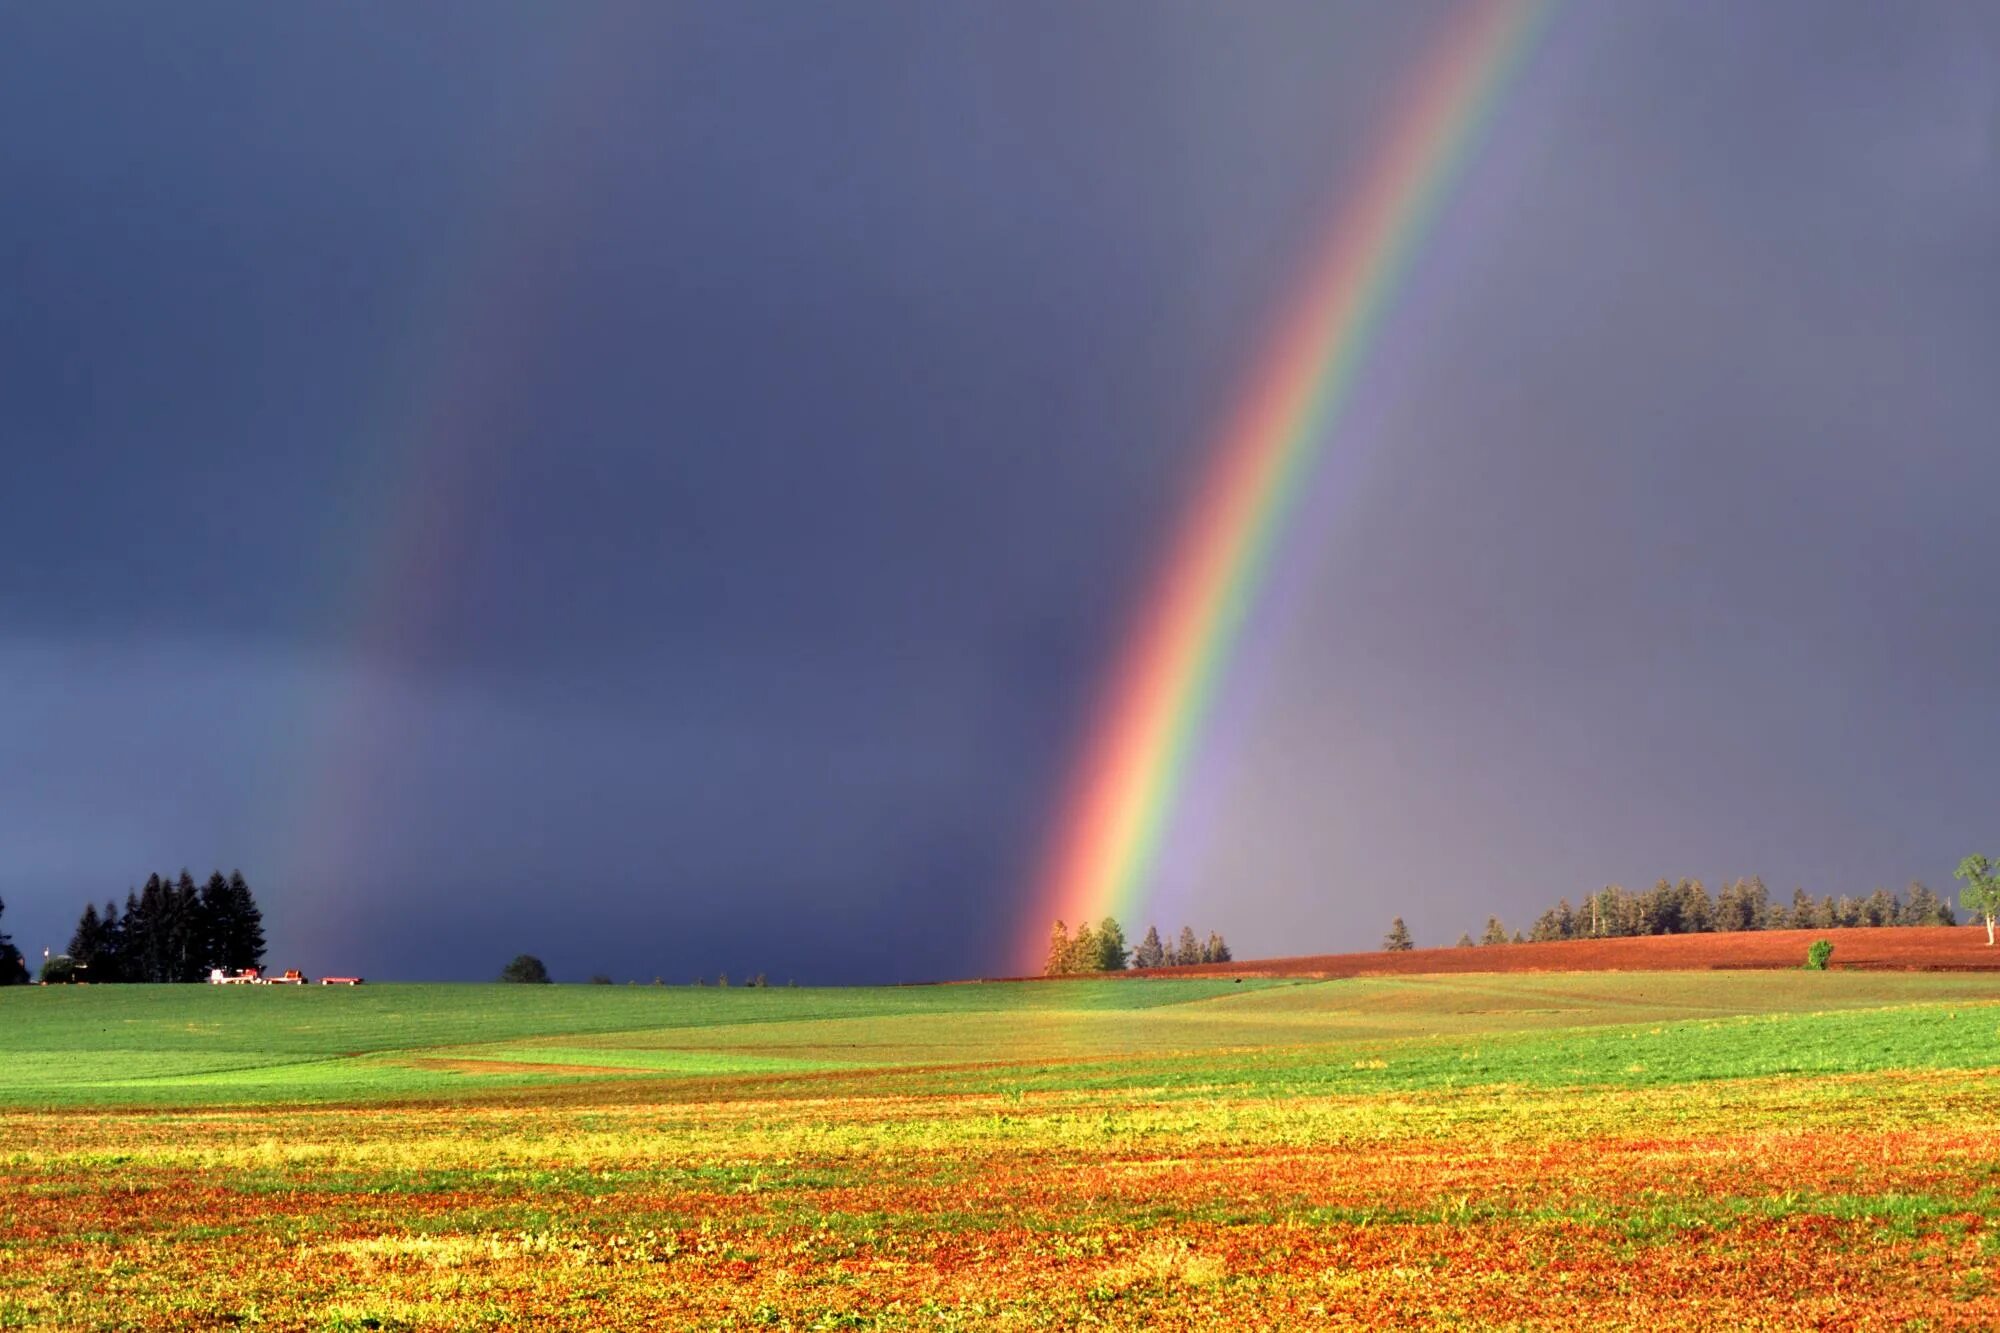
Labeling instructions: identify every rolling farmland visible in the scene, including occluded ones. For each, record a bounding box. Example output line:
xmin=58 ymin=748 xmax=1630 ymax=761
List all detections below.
xmin=5 ymin=951 xmax=2000 ymax=1328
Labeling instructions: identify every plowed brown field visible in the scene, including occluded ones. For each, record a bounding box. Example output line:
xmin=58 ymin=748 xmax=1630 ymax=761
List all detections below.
xmin=1135 ymin=924 xmax=2000 ymax=979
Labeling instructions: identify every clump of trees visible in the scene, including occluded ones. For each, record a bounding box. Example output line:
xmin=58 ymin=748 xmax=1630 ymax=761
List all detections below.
xmin=499 ymin=954 xmax=552 ymax=984
xmin=0 ymin=898 xmax=27 ymax=985
xmin=1487 ymin=877 xmax=1958 ymax=945
xmin=1043 ymin=919 xmax=1230 ymax=975
xmin=55 ymin=871 xmax=265 ymax=983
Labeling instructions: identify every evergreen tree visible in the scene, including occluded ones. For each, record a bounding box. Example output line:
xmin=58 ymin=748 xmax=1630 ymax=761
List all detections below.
xmin=1479 ymin=916 xmax=1508 ymax=946
xmin=1715 ymin=877 xmax=1769 ymax=933
xmin=1903 ymin=881 xmax=1955 ymax=926
xmin=1554 ymin=898 xmax=1578 ymax=939
xmin=167 ymin=870 xmax=202 ymax=982
xmin=1175 ymin=926 xmax=1201 ymax=967
xmin=1455 ymin=932 xmax=1475 ymax=948
xmin=1862 ymin=888 xmax=1897 ymax=928
xmin=1207 ymin=933 xmax=1231 ymax=963
xmin=1095 ymin=917 xmax=1129 ymax=971
xmin=1067 ymin=920 xmax=1101 ymax=974
xmin=0 ymin=898 xmax=24 ymax=985
xmin=221 ymin=871 xmax=265 ymax=972
xmin=198 ymin=873 xmax=232 ymax=972
xmin=67 ymin=904 xmax=104 ymax=979
xmin=1382 ymin=918 xmax=1414 ymax=951
xmin=95 ymin=901 xmax=125 ymax=982
xmin=1677 ymin=880 xmax=1713 ymax=933
xmin=1133 ymin=926 xmax=1166 ymax=970
xmin=132 ymin=874 xmax=166 ymax=982
xmin=1044 ymin=920 xmax=1072 ymax=976
xmin=1789 ymin=887 xmax=1821 ymax=929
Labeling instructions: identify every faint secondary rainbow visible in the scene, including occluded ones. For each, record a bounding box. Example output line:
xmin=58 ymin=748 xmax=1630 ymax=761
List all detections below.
xmin=1022 ymin=0 xmax=1553 ymax=967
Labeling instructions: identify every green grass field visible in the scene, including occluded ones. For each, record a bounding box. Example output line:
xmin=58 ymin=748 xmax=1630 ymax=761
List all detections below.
xmin=4 ymin=971 xmax=1999 ymax=1108
xmin=5 ymin=972 xmax=2000 ymax=1328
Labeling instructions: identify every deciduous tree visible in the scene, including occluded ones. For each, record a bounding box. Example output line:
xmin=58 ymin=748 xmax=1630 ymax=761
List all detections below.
xmin=499 ymin=954 xmax=552 ymax=983
xmin=1954 ymin=855 xmax=1999 ymax=946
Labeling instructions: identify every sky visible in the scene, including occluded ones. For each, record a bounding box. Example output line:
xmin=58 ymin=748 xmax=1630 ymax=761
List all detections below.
xmin=3 ymin=1 xmax=1997 ymax=983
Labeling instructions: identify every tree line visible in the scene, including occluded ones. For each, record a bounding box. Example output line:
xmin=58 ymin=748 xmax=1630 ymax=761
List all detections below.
xmin=1385 ymin=876 xmax=1967 ymax=952
xmin=49 ymin=871 xmax=266 ymax=982
xmin=0 ymin=898 xmax=26 ymax=984
xmin=1042 ymin=919 xmax=1231 ymax=975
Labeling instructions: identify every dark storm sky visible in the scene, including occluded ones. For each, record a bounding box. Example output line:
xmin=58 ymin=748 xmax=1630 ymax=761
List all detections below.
xmin=4 ymin=2 xmax=1997 ymax=982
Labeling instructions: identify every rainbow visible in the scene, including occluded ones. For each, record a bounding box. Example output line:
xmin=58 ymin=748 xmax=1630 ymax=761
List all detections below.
xmin=1022 ymin=0 xmax=1554 ymax=967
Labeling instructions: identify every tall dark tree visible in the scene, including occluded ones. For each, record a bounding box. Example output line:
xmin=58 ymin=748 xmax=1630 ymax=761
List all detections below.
xmin=131 ymin=874 xmax=166 ymax=982
xmin=1202 ymin=932 xmax=1230 ymax=964
xmin=1383 ymin=918 xmax=1413 ymax=951
xmin=95 ymin=901 xmax=126 ymax=982
xmin=224 ymin=871 xmax=266 ymax=972
xmin=1133 ymin=926 xmax=1166 ymax=970
xmin=67 ymin=904 xmax=105 ymax=979
xmin=1479 ymin=916 xmax=1509 ymax=946
xmin=0 ymin=897 xmax=25 ymax=985
xmin=1175 ymin=926 xmax=1201 ymax=967
xmin=166 ymin=870 xmax=203 ymax=982
xmin=199 ymin=873 xmax=234 ymax=972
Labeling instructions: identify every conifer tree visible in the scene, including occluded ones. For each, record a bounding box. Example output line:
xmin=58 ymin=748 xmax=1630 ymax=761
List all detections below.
xmin=1479 ymin=916 xmax=1508 ymax=946
xmin=1133 ymin=926 xmax=1166 ymax=969
xmin=199 ymin=873 xmax=233 ymax=972
xmin=1382 ymin=918 xmax=1414 ymax=951
xmin=67 ymin=904 xmax=104 ymax=978
xmin=0 ymin=898 xmax=24 ymax=985
xmin=1043 ymin=920 xmax=1072 ymax=976
xmin=1206 ymin=933 xmax=1231 ymax=964
xmin=1175 ymin=926 xmax=1201 ymax=966
xmin=133 ymin=874 xmax=165 ymax=982
xmin=95 ymin=901 xmax=125 ymax=982
xmin=225 ymin=871 xmax=266 ymax=972
xmin=1455 ymin=932 xmax=1475 ymax=948
xmin=168 ymin=870 xmax=202 ymax=982
xmin=1095 ymin=917 xmax=1129 ymax=971
xmin=1067 ymin=920 xmax=1101 ymax=974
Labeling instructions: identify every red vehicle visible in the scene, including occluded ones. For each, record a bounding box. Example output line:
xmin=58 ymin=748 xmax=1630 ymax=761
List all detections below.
xmin=267 ymin=969 xmax=308 ymax=985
